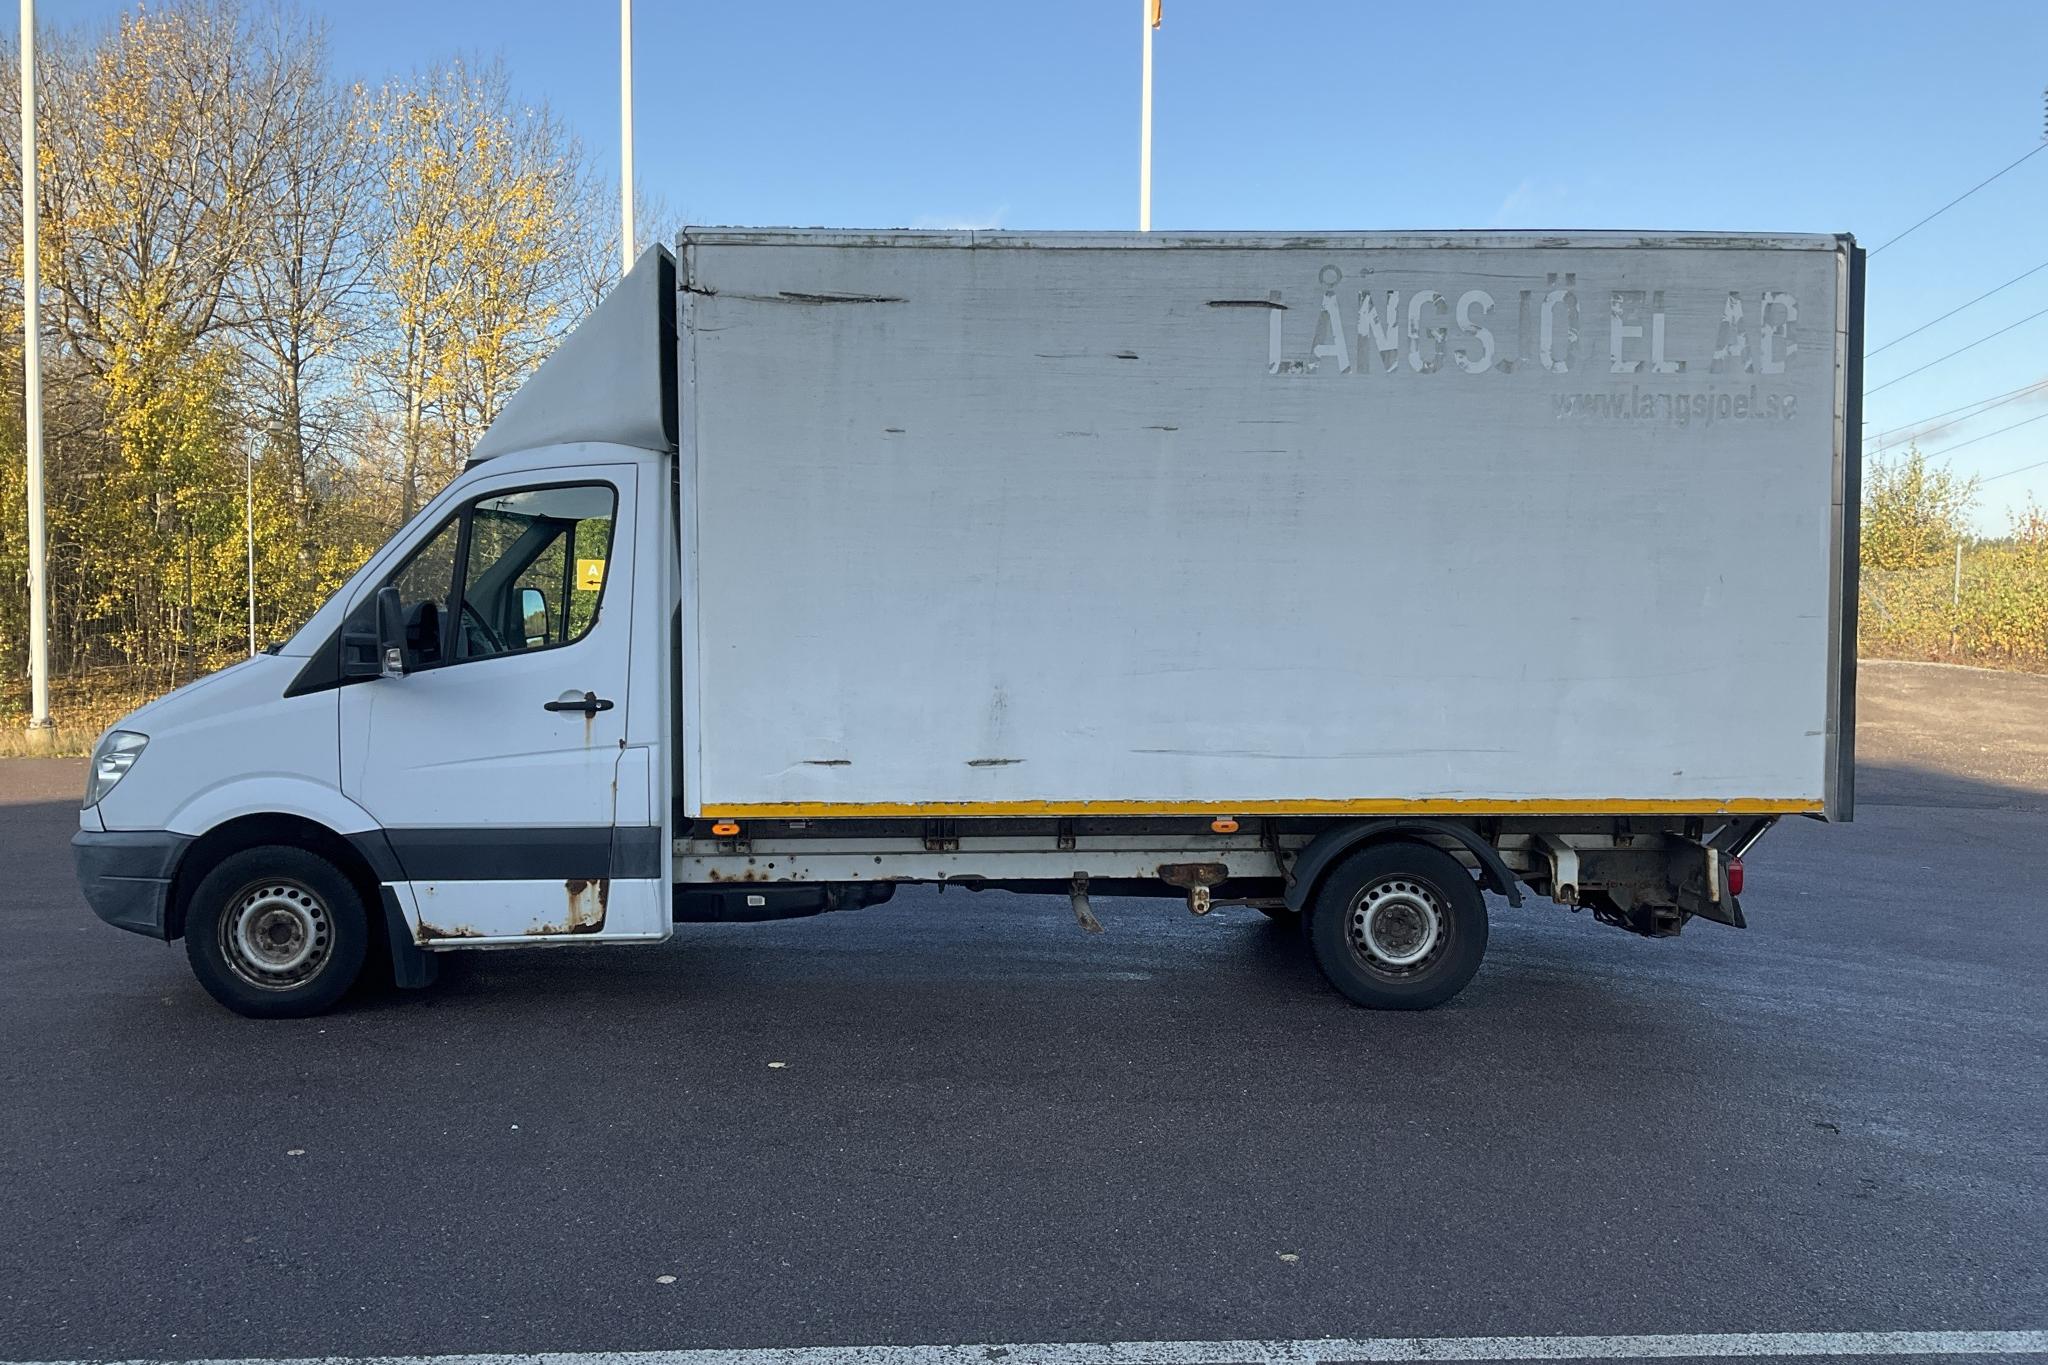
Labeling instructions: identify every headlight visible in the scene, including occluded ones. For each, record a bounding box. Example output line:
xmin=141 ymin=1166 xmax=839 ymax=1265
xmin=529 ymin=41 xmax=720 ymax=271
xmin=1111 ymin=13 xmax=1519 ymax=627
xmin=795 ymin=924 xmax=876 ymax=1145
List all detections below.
xmin=85 ymin=730 xmax=148 ymax=809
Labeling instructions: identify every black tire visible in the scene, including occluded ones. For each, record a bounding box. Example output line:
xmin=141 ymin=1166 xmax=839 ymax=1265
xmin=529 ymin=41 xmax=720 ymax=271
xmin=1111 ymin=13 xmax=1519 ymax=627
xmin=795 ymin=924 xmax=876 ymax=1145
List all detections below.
xmin=183 ymin=846 xmax=371 ymax=1018
xmin=1305 ymin=841 xmax=1487 ymax=1010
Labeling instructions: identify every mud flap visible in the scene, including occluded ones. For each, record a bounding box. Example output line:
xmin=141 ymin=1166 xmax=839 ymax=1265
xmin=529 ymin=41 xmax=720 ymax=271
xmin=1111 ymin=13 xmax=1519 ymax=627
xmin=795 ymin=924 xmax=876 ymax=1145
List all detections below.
xmin=380 ymin=886 xmax=441 ymax=989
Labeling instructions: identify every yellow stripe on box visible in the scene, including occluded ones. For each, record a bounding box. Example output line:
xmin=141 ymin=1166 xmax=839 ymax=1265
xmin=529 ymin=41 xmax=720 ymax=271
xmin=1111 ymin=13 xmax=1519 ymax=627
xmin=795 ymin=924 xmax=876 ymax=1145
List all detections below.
xmin=699 ymin=797 xmax=1825 ymax=819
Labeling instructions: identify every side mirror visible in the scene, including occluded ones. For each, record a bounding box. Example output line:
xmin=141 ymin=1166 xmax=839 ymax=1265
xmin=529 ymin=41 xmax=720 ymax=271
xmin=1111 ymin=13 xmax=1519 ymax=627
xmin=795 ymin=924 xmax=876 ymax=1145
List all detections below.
xmin=376 ymin=584 xmax=409 ymax=677
xmin=519 ymin=586 xmax=549 ymax=647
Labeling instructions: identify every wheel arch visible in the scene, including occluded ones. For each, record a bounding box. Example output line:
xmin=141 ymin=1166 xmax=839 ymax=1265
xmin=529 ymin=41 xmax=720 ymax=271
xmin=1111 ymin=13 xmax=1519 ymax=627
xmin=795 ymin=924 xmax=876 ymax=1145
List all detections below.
xmin=1282 ymin=818 xmax=1522 ymax=913
xmin=166 ymin=813 xmax=388 ymax=942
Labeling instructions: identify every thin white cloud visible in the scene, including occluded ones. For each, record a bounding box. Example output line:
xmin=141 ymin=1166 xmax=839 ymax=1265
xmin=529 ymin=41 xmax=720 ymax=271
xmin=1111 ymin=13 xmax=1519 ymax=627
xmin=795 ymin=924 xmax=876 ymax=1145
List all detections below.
xmin=1489 ymin=179 xmax=1567 ymax=228
xmin=1872 ymin=378 xmax=2048 ymax=454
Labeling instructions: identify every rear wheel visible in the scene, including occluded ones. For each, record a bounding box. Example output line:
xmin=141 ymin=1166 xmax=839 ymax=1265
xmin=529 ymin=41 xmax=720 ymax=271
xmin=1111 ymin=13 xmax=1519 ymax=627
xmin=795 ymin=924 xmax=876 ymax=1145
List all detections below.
xmin=184 ymin=846 xmax=370 ymax=1018
xmin=1306 ymin=842 xmax=1487 ymax=1009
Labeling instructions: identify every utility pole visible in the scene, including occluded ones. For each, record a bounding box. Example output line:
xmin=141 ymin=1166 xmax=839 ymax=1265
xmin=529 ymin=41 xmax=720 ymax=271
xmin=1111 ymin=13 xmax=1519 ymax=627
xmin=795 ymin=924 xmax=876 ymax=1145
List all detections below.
xmin=20 ymin=0 xmax=51 ymax=742
xmin=620 ymin=0 xmax=635 ymax=272
xmin=1138 ymin=0 xmax=1159 ymax=231
xmin=248 ymin=432 xmax=266 ymax=658
xmin=1950 ymin=538 xmax=1963 ymax=659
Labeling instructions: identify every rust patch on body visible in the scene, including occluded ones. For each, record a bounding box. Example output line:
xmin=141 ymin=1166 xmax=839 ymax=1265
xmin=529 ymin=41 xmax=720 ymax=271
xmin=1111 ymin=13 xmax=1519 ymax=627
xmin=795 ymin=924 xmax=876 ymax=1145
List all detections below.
xmin=530 ymin=878 xmax=609 ymax=935
xmin=1157 ymin=862 xmax=1230 ymax=889
xmin=417 ymin=921 xmax=483 ymax=942
xmin=704 ymin=862 xmax=787 ymax=882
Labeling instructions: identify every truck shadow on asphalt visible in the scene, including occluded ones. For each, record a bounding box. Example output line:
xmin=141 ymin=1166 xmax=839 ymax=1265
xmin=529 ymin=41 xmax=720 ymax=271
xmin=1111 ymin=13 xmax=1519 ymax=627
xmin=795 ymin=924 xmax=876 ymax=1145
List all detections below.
xmin=53 ymin=891 xmax=1771 ymax=1128
xmin=1854 ymin=759 xmax=2048 ymax=811
xmin=100 ymin=889 xmax=1786 ymax=1093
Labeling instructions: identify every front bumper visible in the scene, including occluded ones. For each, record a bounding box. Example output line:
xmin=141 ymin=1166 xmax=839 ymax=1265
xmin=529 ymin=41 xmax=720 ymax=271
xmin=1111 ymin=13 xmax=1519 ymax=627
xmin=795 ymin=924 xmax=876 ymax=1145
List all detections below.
xmin=72 ymin=830 xmax=193 ymax=940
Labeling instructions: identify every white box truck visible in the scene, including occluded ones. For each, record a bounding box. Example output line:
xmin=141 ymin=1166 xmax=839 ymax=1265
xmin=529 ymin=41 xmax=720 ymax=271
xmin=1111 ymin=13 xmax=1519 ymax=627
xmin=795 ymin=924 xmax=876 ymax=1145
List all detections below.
xmin=73 ymin=229 xmax=1863 ymax=1017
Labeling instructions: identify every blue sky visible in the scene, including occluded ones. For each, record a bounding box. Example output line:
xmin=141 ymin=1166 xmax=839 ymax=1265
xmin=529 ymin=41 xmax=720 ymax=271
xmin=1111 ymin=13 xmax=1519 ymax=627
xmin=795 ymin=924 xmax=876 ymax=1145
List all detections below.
xmin=42 ymin=0 xmax=2048 ymax=531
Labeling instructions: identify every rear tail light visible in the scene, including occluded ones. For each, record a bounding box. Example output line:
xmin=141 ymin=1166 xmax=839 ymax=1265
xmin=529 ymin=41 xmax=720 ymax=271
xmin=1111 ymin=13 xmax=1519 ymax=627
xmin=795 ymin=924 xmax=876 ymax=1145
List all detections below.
xmin=1727 ymin=855 xmax=1745 ymax=896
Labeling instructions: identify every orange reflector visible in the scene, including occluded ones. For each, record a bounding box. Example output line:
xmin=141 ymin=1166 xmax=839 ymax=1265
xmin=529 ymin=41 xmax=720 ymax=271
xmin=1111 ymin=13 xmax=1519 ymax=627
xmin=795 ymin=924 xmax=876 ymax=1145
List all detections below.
xmin=1210 ymin=816 xmax=1239 ymax=833
xmin=710 ymin=820 xmax=740 ymax=837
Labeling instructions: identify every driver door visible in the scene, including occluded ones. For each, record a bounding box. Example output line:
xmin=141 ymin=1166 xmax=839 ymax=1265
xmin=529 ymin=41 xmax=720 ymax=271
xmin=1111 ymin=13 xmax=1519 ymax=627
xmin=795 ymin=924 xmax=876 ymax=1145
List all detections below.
xmin=340 ymin=461 xmax=653 ymax=942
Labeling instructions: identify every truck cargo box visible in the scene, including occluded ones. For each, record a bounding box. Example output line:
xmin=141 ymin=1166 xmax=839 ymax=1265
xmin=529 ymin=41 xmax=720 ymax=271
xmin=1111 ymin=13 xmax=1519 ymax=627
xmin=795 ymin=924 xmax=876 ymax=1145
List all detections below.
xmin=676 ymin=230 xmax=1859 ymax=821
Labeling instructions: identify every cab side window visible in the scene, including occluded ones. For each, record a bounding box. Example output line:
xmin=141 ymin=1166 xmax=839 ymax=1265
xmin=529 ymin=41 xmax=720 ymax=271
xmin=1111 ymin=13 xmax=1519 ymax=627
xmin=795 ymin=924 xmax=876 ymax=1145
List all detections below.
xmin=452 ymin=484 xmax=616 ymax=661
xmin=344 ymin=482 xmax=617 ymax=679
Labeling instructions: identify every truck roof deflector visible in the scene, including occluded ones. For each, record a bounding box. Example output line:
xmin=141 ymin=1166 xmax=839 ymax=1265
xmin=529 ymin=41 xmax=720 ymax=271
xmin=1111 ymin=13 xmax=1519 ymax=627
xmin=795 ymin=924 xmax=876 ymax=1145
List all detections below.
xmin=469 ymin=245 xmax=679 ymax=464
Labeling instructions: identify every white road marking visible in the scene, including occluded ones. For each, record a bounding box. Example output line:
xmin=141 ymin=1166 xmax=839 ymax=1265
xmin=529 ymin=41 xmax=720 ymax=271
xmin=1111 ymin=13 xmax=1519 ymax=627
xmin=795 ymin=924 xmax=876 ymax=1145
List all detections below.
xmin=14 ymin=1331 xmax=2048 ymax=1365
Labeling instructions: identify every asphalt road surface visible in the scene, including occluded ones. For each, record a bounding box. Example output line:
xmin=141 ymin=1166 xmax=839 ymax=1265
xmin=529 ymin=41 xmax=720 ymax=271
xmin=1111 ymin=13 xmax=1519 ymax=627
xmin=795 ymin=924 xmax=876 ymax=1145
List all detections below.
xmin=1 ymin=660 xmax=2042 ymax=1362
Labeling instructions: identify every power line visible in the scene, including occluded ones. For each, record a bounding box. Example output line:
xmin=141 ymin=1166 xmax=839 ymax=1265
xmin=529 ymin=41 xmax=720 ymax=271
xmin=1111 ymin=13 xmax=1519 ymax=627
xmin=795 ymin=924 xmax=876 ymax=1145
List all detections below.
xmin=1868 ymin=141 xmax=2048 ymax=256
xmin=1865 ymin=303 xmax=2048 ymax=394
xmin=1920 ymin=408 xmax=2048 ymax=463
xmin=1868 ymin=258 xmax=2048 ymax=356
xmin=1870 ymin=378 xmax=2048 ymax=445
xmin=1981 ymin=453 xmax=2048 ymax=484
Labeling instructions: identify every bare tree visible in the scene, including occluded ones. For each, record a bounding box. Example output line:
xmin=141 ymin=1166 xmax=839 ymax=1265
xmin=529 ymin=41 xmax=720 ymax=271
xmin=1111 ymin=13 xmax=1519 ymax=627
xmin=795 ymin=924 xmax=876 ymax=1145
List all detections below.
xmin=231 ymin=10 xmax=379 ymax=512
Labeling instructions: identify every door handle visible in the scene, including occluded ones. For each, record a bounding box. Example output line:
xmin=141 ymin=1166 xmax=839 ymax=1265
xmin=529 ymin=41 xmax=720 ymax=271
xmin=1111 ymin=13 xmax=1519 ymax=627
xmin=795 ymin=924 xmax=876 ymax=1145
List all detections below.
xmin=544 ymin=691 xmax=615 ymax=715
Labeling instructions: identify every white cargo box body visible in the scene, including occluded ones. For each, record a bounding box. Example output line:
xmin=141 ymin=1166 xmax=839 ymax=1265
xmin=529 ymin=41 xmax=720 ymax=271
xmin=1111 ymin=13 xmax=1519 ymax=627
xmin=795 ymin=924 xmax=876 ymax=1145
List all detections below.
xmin=677 ymin=230 xmax=1858 ymax=822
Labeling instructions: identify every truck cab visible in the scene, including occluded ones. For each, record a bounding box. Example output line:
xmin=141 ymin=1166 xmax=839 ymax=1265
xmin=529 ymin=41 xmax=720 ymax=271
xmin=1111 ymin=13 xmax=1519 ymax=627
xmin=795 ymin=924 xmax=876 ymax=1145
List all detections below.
xmin=75 ymin=252 xmax=685 ymax=1014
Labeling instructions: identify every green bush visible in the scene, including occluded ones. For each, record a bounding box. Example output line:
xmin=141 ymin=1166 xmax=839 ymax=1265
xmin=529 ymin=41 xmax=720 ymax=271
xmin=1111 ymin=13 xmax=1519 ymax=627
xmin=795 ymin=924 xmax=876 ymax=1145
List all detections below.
xmin=1860 ymin=496 xmax=2048 ymax=671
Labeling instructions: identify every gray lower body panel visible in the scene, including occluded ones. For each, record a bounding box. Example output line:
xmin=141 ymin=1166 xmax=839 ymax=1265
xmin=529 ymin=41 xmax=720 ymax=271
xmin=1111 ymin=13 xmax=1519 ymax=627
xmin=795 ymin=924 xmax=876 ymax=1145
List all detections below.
xmin=72 ymin=829 xmax=193 ymax=940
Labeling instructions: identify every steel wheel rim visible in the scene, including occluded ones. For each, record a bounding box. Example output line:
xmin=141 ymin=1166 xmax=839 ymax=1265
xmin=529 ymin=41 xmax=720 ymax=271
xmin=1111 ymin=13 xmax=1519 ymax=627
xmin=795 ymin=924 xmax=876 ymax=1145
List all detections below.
xmin=1348 ymin=876 xmax=1447 ymax=977
xmin=220 ymin=879 xmax=333 ymax=991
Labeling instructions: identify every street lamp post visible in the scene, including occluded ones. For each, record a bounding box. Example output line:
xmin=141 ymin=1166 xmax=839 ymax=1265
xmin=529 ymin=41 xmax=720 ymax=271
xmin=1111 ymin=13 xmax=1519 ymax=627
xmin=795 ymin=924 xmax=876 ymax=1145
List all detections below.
xmin=20 ymin=0 xmax=52 ymax=740
xmin=1139 ymin=0 xmax=1157 ymax=232
xmin=620 ymin=0 xmax=635 ymax=272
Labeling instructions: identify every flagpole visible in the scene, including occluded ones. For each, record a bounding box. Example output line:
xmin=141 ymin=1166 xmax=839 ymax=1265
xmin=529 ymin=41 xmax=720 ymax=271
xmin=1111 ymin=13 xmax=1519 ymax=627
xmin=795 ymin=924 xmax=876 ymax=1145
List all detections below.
xmin=20 ymin=0 xmax=51 ymax=742
xmin=1138 ymin=0 xmax=1154 ymax=232
xmin=620 ymin=0 xmax=635 ymax=272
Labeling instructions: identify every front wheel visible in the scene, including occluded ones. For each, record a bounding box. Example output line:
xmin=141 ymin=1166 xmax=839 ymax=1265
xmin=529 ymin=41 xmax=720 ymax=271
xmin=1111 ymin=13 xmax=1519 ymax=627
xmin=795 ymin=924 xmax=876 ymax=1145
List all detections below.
xmin=1306 ymin=842 xmax=1487 ymax=1009
xmin=184 ymin=846 xmax=370 ymax=1018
